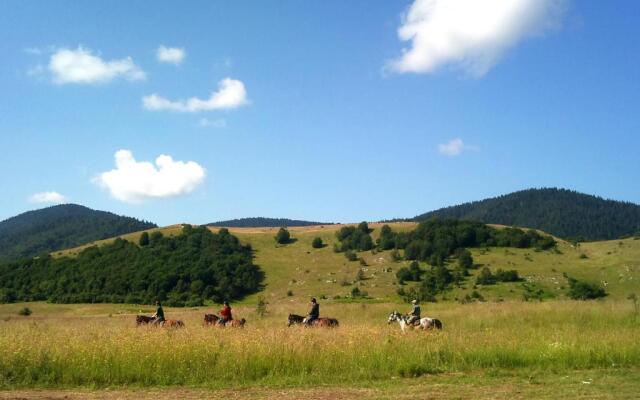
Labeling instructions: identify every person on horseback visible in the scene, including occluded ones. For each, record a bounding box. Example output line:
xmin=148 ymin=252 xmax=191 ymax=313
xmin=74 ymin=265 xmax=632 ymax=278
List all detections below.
xmin=151 ymin=300 xmax=165 ymax=326
xmin=304 ymin=297 xmax=319 ymax=326
xmin=218 ymin=301 xmax=233 ymax=326
xmin=406 ymin=299 xmax=420 ymax=325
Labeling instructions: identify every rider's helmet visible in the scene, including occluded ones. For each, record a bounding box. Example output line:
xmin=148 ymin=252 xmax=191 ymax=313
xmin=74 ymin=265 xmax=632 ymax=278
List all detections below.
xmin=311 ymin=297 xmax=317 ymax=303
xmin=411 ymin=299 xmax=417 ymax=304
xmin=155 ymin=300 xmax=160 ymax=305
xmin=223 ymin=301 xmax=229 ymax=306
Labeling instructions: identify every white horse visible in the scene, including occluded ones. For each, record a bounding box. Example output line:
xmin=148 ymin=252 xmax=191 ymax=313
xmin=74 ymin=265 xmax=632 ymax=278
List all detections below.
xmin=387 ymin=310 xmax=443 ymax=333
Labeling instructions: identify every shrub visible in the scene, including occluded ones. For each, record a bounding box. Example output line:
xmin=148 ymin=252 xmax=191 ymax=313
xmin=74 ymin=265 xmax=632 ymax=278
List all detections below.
xmin=275 ymin=228 xmax=291 ymax=245
xmin=390 ymin=249 xmax=402 ymax=262
xmin=495 ymin=269 xmax=521 ymax=282
xmin=476 ymin=267 xmax=496 ymax=285
xmin=396 ymin=261 xmax=422 ymax=284
xmin=311 ymin=237 xmax=324 ymax=248
xmin=377 ymin=225 xmax=396 ymax=250
xmin=457 ymin=249 xmax=474 ymax=269
xmin=565 ymin=275 xmax=607 ymax=300
xmin=256 ymin=296 xmax=268 ymax=317
xmin=18 ymin=307 xmax=32 ymax=316
xmin=335 ymin=223 xmax=374 ymax=252
xmin=138 ymin=232 xmax=150 ymax=246
xmin=344 ymin=251 xmax=358 ymax=262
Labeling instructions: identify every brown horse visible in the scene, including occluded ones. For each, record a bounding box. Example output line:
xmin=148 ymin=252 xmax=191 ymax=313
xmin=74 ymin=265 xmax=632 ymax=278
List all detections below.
xmin=313 ymin=317 xmax=339 ymax=328
xmin=288 ymin=314 xmax=338 ymax=328
xmin=226 ymin=318 xmax=246 ymax=328
xmin=204 ymin=314 xmax=220 ymax=326
xmin=136 ymin=315 xmax=155 ymax=326
xmin=162 ymin=319 xmax=185 ymax=328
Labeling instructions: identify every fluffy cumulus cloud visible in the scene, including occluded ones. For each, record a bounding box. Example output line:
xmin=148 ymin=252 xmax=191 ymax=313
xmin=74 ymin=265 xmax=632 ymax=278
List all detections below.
xmin=29 ymin=191 xmax=68 ymax=204
xmin=438 ymin=138 xmax=467 ymax=156
xmin=142 ymin=78 xmax=248 ymax=112
xmin=390 ymin=0 xmax=565 ymax=76
xmin=94 ymin=150 xmax=206 ymax=203
xmin=157 ymin=45 xmax=186 ymax=65
xmin=49 ymin=47 xmax=146 ymax=84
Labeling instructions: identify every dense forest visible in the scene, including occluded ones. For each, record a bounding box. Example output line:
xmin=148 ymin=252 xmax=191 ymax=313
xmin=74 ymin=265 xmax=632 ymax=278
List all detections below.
xmin=0 ymin=204 xmax=156 ymax=263
xmin=208 ymin=217 xmax=331 ymax=228
xmin=413 ymin=188 xmax=640 ymax=241
xmin=0 ymin=225 xmax=264 ymax=306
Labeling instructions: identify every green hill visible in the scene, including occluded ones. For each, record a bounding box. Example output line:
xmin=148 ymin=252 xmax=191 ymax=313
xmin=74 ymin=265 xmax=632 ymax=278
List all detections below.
xmin=7 ymin=221 xmax=639 ymax=305
xmin=0 ymin=225 xmax=262 ymax=305
xmin=0 ymin=204 xmax=156 ymax=262
xmin=414 ymin=188 xmax=640 ymax=241
xmin=208 ymin=217 xmax=332 ymax=228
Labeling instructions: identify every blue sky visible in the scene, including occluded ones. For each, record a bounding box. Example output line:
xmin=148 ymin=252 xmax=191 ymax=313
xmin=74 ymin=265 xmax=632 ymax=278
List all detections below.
xmin=0 ymin=0 xmax=639 ymax=226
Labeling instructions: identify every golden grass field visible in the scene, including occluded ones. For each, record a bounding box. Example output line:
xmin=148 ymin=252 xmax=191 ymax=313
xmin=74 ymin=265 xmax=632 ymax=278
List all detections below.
xmin=1 ymin=299 xmax=639 ymax=398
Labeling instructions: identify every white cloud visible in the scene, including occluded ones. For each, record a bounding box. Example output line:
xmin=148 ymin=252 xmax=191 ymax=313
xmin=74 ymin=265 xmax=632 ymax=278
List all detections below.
xmin=29 ymin=191 xmax=68 ymax=204
xmin=198 ymin=118 xmax=227 ymax=128
xmin=438 ymin=138 xmax=472 ymax=156
xmin=389 ymin=0 xmax=565 ymax=76
xmin=157 ymin=45 xmax=186 ymax=65
xmin=49 ymin=46 xmax=146 ymax=84
xmin=93 ymin=150 xmax=206 ymax=203
xmin=142 ymin=78 xmax=248 ymax=112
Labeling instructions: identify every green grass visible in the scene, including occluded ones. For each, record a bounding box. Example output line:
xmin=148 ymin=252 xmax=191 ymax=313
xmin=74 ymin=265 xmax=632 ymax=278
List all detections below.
xmin=0 ymin=300 xmax=638 ymax=389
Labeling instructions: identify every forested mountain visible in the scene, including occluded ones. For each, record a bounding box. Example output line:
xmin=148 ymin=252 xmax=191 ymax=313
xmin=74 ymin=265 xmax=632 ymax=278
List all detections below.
xmin=208 ymin=217 xmax=331 ymax=228
xmin=0 ymin=225 xmax=263 ymax=305
xmin=414 ymin=188 xmax=640 ymax=241
xmin=0 ymin=204 xmax=156 ymax=262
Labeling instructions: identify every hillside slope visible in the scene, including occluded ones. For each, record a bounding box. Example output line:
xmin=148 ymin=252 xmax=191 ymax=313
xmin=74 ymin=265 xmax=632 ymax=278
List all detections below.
xmin=208 ymin=217 xmax=332 ymax=228
xmin=50 ymin=222 xmax=640 ymax=303
xmin=0 ymin=204 xmax=156 ymax=262
xmin=414 ymin=188 xmax=640 ymax=240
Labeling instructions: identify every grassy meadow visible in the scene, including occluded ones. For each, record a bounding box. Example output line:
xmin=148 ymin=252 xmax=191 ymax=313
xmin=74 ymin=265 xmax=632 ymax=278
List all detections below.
xmin=4 ymin=223 xmax=640 ymax=397
xmin=1 ymin=300 xmax=639 ymax=391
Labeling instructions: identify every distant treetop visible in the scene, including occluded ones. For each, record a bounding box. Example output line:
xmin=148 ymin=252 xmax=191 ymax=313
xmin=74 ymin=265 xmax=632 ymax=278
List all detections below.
xmin=208 ymin=217 xmax=332 ymax=228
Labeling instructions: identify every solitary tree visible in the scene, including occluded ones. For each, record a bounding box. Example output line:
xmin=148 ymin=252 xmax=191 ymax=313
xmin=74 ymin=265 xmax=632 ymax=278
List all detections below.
xmin=139 ymin=232 xmax=150 ymax=246
xmin=275 ymin=227 xmax=291 ymax=244
xmin=312 ymin=237 xmax=324 ymax=248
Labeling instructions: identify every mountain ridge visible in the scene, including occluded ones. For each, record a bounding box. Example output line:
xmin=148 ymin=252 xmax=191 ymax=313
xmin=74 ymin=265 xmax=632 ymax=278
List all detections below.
xmin=0 ymin=204 xmax=156 ymax=262
xmin=207 ymin=217 xmax=333 ymax=228
xmin=413 ymin=188 xmax=640 ymax=240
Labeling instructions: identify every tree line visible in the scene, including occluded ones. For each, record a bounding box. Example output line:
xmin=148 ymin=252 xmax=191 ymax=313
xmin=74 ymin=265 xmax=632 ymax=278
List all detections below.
xmin=0 ymin=225 xmax=264 ymax=306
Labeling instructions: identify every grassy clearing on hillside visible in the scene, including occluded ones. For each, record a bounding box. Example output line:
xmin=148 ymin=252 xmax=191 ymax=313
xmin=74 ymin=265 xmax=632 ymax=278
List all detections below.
xmin=52 ymin=223 xmax=640 ymax=304
xmin=1 ymin=301 xmax=638 ymax=389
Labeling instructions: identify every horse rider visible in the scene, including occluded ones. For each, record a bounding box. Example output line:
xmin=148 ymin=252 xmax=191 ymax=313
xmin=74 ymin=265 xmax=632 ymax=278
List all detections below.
xmin=218 ymin=301 xmax=233 ymax=326
xmin=304 ymin=297 xmax=320 ymax=326
xmin=407 ymin=299 xmax=420 ymax=325
xmin=151 ymin=300 xmax=165 ymax=326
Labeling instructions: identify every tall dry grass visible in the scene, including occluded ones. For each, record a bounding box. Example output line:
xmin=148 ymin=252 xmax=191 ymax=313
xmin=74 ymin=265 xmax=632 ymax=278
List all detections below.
xmin=0 ymin=301 xmax=638 ymax=388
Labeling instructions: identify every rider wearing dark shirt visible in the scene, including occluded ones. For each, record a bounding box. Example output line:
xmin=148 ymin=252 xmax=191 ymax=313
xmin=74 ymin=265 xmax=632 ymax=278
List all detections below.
xmin=152 ymin=300 xmax=165 ymax=325
xmin=305 ymin=297 xmax=319 ymax=325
